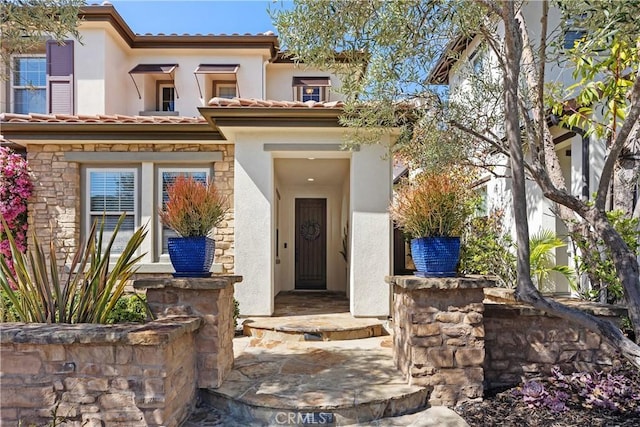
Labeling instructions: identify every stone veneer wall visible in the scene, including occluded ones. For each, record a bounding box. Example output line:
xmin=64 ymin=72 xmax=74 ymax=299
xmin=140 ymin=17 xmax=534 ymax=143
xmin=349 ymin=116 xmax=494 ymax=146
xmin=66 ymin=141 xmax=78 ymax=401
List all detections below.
xmin=483 ymin=302 xmax=623 ymax=390
xmin=0 ymin=317 xmax=200 ymax=427
xmin=390 ymin=278 xmax=627 ymax=408
xmin=390 ymin=277 xmax=492 ymax=407
xmin=134 ymin=276 xmax=241 ymax=389
xmin=26 ymin=143 xmax=235 ymax=274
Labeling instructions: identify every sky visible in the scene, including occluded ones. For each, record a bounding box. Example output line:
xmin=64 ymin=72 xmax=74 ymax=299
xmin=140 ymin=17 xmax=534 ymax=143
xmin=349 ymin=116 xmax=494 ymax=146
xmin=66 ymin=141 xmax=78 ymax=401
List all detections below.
xmin=109 ymin=0 xmax=291 ymax=35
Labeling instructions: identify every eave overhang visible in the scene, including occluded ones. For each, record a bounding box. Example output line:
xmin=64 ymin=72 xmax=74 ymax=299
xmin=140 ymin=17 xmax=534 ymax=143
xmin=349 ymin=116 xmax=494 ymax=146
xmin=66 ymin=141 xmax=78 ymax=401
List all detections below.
xmin=0 ymin=122 xmax=223 ymax=143
xmin=199 ymin=107 xmax=343 ymax=129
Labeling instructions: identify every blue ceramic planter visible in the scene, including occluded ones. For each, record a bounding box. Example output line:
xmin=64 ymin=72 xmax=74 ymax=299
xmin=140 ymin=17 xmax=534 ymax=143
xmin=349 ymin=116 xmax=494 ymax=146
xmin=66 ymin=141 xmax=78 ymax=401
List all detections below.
xmin=168 ymin=236 xmax=215 ymax=278
xmin=410 ymin=236 xmax=461 ymax=277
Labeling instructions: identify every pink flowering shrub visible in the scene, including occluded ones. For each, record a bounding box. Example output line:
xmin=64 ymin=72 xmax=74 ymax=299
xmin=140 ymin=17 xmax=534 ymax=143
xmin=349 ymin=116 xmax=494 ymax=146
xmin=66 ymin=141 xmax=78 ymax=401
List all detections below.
xmin=0 ymin=147 xmax=33 ymax=279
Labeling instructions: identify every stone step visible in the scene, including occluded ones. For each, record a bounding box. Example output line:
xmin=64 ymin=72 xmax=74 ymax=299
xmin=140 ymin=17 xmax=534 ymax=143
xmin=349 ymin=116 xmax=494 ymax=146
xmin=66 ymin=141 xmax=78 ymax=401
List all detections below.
xmin=200 ymin=336 xmax=430 ymax=426
xmin=242 ymin=313 xmax=387 ymax=342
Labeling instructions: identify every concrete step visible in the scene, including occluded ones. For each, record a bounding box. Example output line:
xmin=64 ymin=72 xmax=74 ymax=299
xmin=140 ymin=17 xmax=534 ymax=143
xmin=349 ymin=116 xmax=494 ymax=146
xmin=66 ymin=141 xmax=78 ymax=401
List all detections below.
xmin=242 ymin=313 xmax=387 ymax=342
xmin=200 ymin=336 xmax=430 ymax=426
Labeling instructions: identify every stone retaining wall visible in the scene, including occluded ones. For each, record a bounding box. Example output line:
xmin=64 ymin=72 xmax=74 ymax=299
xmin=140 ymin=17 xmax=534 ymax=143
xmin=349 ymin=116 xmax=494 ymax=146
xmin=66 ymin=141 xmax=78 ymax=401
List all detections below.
xmin=134 ymin=276 xmax=242 ymax=388
xmin=389 ymin=277 xmax=627 ymax=407
xmin=389 ymin=276 xmax=495 ymax=406
xmin=0 ymin=317 xmax=200 ymax=427
xmin=483 ymin=302 xmax=623 ymax=390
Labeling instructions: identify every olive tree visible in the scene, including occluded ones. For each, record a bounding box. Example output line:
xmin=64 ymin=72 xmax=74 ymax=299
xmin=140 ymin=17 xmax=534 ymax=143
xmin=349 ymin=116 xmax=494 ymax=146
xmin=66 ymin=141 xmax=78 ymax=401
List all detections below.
xmin=273 ymin=0 xmax=640 ymax=367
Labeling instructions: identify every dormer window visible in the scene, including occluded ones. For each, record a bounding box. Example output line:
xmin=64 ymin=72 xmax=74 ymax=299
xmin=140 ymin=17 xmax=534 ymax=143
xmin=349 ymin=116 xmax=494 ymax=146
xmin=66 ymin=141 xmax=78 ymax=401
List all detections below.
xmin=292 ymin=77 xmax=331 ymax=102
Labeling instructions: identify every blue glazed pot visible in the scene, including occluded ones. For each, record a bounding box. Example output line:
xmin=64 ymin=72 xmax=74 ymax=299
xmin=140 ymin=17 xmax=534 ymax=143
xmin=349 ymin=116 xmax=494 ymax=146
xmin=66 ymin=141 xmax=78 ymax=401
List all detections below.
xmin=168 ymin=236 xmax=215 ymax=278
xmin=410 ymin=236 xmax=461 ymax=278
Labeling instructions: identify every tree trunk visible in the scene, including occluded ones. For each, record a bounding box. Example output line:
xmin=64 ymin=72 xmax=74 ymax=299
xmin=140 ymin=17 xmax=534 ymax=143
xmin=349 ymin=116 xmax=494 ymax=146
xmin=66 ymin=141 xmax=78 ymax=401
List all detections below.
xmin=500 ymin=0 xmax=640 ymax=364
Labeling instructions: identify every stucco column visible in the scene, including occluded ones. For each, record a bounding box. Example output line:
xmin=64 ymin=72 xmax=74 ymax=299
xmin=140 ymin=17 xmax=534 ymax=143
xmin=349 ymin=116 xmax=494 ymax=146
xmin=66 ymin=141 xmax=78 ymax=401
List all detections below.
xmin=234 ymin=138 xmax=274 ymax=315
xmin=349 ymin=142 xmax=392 ymax=317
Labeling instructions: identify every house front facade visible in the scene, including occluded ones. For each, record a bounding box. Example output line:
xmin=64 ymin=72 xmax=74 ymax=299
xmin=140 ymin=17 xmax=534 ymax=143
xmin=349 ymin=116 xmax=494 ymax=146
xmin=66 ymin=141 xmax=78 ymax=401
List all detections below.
xmin=0 ymin=4 xmax=393 ymax=317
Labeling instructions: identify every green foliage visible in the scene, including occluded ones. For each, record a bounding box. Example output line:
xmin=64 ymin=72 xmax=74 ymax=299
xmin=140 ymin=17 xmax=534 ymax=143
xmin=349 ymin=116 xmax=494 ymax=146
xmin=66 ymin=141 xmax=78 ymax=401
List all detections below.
xmin=390 ymin=169 xmax=477 ymax=238
xmin=552 ymin=0 xmax=639 ymax=138
xmin=529 ymin=229 xmax=575 ymax=293
xmin=0 ymin=214 xmax=147 ymax=324
xmin=233 ymin=297 xmax=240 ymax=329
xmin=571 ymin=210 xmax=640 ymax=303
xmin=0 ymin=0 xmax=83 ymax=68
xmin=0 ymin=288 xmax=19 ymax=322
xmin=459 ymin=210 xmax=517 ymax=287
xmin=105 ymin=293 xmax=151 ymax=324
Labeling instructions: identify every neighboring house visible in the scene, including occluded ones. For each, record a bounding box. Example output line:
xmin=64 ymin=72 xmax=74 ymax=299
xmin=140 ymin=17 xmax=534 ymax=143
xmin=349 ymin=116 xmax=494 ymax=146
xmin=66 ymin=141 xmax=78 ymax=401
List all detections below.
xmin=0 ymin=4 xmax=393 ymax=317
xmin=427 ymin=2 xmax=611 ymax=295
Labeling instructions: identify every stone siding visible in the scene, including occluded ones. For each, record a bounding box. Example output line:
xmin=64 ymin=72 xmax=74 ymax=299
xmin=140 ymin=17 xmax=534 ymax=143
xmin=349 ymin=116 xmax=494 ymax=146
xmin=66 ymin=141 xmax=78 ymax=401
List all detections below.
xmin=26 ymin=143 xmax=235 ymax=274
xmin=483 ymin=303 xmax=622 ymax=390
xmin=390 ymin=278 xmax=626 ymax=408
xmin=135 ymin=276 xmax=242 ymax=388
xmin=0 ymin=317 xmax=200 ymax=427
xmin=390 ymin=277 xmax=492 ymax=407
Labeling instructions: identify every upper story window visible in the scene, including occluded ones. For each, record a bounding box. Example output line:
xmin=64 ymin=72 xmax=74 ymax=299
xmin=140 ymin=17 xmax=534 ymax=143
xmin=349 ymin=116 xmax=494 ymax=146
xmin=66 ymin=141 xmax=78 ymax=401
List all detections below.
xmin=292 ymin=77 xmax=331 ymax=102
xmin=129 ymin=64 xmax=179 ymax=115
xmin=12 ymin=56 xmax=47 ymax=114
xmin=214 ymin=82 xmax=237 ymax=99
xmin=158 ymin=82 xmax=176 ymax=112
xmin=194 ymin=64 xmax=240 ymax=103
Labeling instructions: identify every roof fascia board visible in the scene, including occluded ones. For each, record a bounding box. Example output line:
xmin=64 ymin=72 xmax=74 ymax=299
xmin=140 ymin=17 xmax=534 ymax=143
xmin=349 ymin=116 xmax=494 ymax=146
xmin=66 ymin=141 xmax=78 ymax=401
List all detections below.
xmin=79 ymin=5 xmax=278 ymax=57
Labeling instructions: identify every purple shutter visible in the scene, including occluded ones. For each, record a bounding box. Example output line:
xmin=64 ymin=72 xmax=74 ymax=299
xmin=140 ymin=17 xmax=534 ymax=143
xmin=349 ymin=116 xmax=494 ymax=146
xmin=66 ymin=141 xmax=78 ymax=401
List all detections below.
xmin=46 ymin=40 xmax=74 ymax=114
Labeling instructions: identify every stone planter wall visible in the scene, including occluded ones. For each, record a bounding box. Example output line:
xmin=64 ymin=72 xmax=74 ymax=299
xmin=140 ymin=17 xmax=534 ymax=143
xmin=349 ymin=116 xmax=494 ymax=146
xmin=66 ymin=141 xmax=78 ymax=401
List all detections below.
xmin=0 ymin=317 xmax=200 ymax=427
xmin=133 ymin=276 xmax=242 ymax=388
xmin=389 ymin=276 xmax=495 ymax=406
xmin=483 ymin=301 xmax=624 ymax=390
xmin=389 ymin=278 xmax=627 ymax=407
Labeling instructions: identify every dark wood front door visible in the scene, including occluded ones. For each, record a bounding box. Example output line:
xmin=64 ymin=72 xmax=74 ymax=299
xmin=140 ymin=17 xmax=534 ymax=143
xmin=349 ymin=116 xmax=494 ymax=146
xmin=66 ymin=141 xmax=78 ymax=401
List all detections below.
xmin=295 ymin=198 xmax=327 ymax=290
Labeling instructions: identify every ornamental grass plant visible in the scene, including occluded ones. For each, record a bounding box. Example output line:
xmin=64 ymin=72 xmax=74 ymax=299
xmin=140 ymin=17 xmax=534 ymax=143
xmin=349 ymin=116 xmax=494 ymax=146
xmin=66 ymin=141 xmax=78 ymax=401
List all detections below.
xmin=158 ymin=176 xmax=229 ymax=237
xmin=390 ymin=169 xmax=477 ymax=238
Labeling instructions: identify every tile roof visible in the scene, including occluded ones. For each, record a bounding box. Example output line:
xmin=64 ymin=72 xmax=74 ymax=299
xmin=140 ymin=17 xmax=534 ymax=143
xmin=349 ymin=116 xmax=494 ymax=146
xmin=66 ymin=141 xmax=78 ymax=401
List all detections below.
xmin=0 ymin=113 xmax=207 ymax=124
xmin=207 ymin=97 xmax=345 ymax=109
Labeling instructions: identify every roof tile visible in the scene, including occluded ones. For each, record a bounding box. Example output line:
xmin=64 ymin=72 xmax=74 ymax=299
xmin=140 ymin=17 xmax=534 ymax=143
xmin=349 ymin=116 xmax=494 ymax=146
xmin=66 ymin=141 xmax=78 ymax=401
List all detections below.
xmin=208 ymin=97 xmax=344 ymax=109
xmin=0 ymin=113 xmax=207 ymax=124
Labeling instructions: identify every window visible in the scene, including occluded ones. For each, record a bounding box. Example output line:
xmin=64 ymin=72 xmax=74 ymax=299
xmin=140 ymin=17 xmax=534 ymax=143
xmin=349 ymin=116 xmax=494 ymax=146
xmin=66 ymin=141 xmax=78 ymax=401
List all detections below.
xmin=292 ymin=77 xmax=331 ymax=102
xmin=158 ymin=168 xmax=210 ymax=256
xmin=300 ymin=86 xmax=322 ymax=102
xmin=214 ymin=82 xmax=237 ymax=99
xmin=563 ymin=30 xmax=586 ymax=50
xmin=158 ymin=82 xmax=175 ymax=112
xmin=12 ymin=56 xmax=46 ymax=114
xmin=87 ymin=169 xmax=137 ymax=253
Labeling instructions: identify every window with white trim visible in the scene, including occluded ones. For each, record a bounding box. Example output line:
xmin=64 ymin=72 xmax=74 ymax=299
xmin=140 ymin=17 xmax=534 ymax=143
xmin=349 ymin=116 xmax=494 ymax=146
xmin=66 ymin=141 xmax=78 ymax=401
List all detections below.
xmin=214 ymin=82 xmax=237 ymax=99
xmin=12 ymin=56 xmax=46 ymax=114
xmin=158 ymin=83 xmax=176 ymax=112
xmin=158 ymin=168 xmax=210 ymax=258
xmin=87 ymin=169 xmax=137 ymax=253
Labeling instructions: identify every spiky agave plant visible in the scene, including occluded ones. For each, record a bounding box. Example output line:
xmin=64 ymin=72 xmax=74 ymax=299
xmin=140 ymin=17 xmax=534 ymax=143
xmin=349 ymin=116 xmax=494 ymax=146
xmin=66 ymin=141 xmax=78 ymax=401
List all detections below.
xmin=0 ymin=214 xmax=148 ymax=324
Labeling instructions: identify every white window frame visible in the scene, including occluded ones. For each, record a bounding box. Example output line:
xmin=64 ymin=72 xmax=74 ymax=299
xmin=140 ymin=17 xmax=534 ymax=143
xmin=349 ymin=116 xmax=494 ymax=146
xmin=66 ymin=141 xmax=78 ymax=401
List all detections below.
xmin=158 ymin=82 xmax=176 ymax=112
xmin=156 ymin=167 xmax=211 ymax=261
xmin=11 ymin=54 xmax=46 ymax=114
xmin=214 ymin=82 xmax=237 ymax=99
xmin=85 ymin=167 xmax=139 ymax=256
